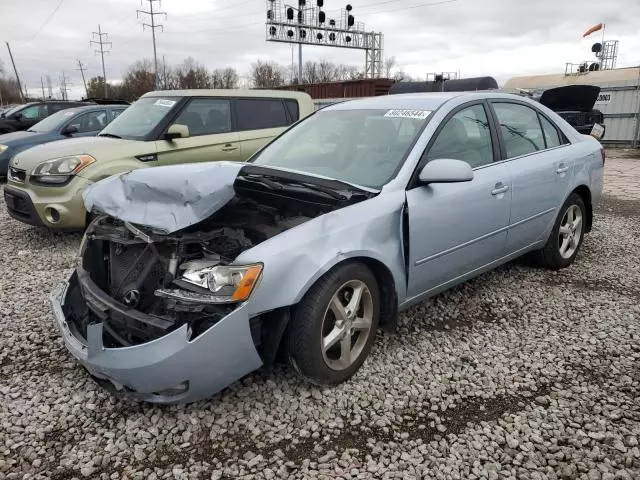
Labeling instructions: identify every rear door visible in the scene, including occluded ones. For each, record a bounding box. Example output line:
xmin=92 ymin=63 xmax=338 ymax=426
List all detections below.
xmin=406 ymin=102 xmax=512 ymax=299
xmin=233 ymin=98 xmax=294 ymax=159
xmin=156 ymin=97 xmax=241 ymax=166
xmin=489 ymin=101 xmax=572 ymax=253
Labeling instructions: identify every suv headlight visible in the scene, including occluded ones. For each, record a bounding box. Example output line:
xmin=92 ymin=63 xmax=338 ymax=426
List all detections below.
xmin=181 ymin=263 xmax=263 ymax=302
xmin=0 ymin=145 xmax=8 ymax=155
xmin=31 ymin=155 xmax=96 ymax=184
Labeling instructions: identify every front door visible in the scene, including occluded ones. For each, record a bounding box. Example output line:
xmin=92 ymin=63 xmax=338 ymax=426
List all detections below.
xmin=490 ymin=102 xmax=573 ymax=253
xmin=406 ymin=103 xmax=511 ymax=299
xmin=156 ymin=97 xmax=242 ymax=166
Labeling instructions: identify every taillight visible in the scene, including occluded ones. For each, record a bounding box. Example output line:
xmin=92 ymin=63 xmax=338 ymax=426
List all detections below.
xmin=600 ymin=147 xmax=605 ymax=165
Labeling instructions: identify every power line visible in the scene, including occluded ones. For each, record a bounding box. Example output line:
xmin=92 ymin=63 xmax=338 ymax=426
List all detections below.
xmin=360 ymin=0 xmax=460 ymax=17
xmin=76 ymin=60 xmax=89 ymax=98
xmin=26 ymin=0 xmax=66 ymax=42
xmin=90 ymin=24 xmax=112 ymax=98
xmin=138 ymin=0 xmax=167 ymax=89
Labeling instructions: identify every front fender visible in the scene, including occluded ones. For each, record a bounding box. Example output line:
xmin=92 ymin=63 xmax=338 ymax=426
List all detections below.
xmin=238 ymin=191 xmax=408 ymax=316
xmin=78 ymin=157 xmax=152 ymax=182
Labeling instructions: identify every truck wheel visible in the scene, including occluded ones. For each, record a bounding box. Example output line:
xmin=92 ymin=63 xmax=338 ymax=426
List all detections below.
xmin=286 ymin=262 xmax=380 ymax=386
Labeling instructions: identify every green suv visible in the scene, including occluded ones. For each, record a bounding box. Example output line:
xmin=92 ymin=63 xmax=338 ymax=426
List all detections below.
xmin=4 ymin=89 xmax=313 ymax=229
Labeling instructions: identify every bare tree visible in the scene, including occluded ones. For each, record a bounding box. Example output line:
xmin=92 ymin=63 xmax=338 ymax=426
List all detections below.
xmin=120 ymin=59 xmax=156 ymax=100
xmin=0 ymin=60 xmax=24 ymax=104
xmin=393 ymin=70 xmax=412 ymax=82
xmin=175 ymin=57 xmax=211 ymax=89
xmin=250 ymin=61 xmax=285 ymax=88
xmin=211 ymin=68 xmax=239 ymax=89
xmin=384 ymin=56 xmax=397 ymax=78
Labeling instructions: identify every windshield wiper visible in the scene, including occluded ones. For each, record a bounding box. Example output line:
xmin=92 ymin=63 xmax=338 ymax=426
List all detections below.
xmin=98 ymin=133 xmax=122 ymax=139
xmin=26 ymin=129 xmax=38 ymax=132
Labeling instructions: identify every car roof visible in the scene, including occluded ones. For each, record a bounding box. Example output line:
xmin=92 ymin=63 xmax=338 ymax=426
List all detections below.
xmin=323 ymin=91 xmax=536 ymax=111
xmin=142 ymin=89 xmax=311 ymax=100
xmin=56 ymin=104 xmax=126 ymax=116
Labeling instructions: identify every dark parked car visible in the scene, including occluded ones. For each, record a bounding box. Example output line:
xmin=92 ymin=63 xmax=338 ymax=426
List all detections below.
xmin=0 ymin=104 xmax=128 ymax=176
xmin=0 ymin=101 xmax=91 ymax=134
xmin=524 ymin=85 xmax=605 ymax=139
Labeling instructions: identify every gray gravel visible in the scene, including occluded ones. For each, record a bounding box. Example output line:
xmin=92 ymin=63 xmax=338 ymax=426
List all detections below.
xmin=1 ymin=185 xmax=639 ymax=480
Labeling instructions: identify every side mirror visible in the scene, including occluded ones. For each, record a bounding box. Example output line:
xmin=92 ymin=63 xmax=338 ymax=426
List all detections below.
xmin=13 ymin=113 xmax=23 ymax=121
xmin=165 ymin=124 xmax=190 ymax=141
xmin=419 ymin=159 xmax=474 ymax=184
xmin=61 ymin=125 xmax=79 ymax=136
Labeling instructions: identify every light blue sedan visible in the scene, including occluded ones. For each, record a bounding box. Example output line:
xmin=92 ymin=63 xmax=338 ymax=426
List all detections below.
xmin=52 ymin=92 xmax=604 ymax=403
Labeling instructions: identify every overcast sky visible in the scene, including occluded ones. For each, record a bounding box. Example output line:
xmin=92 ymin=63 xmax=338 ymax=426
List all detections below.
xmin=1 ymin=0 xmax=639 ymax=100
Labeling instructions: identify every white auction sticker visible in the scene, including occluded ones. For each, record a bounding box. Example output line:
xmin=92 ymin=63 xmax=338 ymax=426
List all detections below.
xmin=154 ymin=99 xmax=176 ymax=108
xmin=384 ymin=109 xmax=431 ymax=120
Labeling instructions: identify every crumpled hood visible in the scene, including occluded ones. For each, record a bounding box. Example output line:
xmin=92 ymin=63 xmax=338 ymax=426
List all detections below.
xmin=83 ymin=162 xmax=246 ymax=234
xmin=537 ymin=85 xmax=601 ymax=112
xmin=10 ymin=136 xmax=151 ymax=172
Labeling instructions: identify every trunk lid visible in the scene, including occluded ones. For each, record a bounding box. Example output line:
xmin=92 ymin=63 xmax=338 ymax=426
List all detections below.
xmin=538 ymin=85 xmax=601 ymax=113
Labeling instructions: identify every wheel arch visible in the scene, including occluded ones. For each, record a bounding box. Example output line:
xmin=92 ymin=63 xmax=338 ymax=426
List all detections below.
xmin=571 ymin=184 xmax=593 ymax=232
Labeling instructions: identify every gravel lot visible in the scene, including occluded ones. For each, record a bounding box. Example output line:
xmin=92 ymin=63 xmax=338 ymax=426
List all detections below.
xmin=1 ymin=152 xmax=639 ymax=480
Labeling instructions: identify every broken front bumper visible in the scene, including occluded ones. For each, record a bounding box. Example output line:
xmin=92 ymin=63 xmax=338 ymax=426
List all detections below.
xmin=50 ymin=274 xmax=263 ymax=404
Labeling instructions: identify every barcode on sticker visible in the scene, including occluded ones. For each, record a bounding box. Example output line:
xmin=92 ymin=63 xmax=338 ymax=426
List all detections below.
xmin=154 ymin=99 xmax=176 ymax=108
xmin=384 ymin=109 xmax=431 ymax=120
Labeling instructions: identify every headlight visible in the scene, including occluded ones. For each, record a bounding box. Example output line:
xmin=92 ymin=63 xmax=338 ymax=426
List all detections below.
xmin=0 ymin=145 xmax=8 ymax=155
xmin=31 ymin=155 xmax=95 ymax=184
xmin=180 ymin=262 xmax=263 ymax=302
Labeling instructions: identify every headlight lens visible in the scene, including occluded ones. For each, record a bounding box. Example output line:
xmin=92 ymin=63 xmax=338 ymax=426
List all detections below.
xmin=31 ymin=155 xmax=95 ymax=184
xmin=0 ymin=145 xmax=8 ymax=155
xmin=180 ymin=263 xmax=263 ymax=302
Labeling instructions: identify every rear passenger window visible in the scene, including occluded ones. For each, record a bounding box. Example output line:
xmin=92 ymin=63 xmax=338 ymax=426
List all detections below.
xmin=426 ymin=104 xmax=494 ymax=168
xmin=284 ymin=99 xmax=300 ymax=122
xmin=235 ymin=99 xmax=289 ymax=131
xmin=173 ymin=98 xmax=231 ymax=136
xmin=539 ymin=114 xmax=562 ymax=148
xmin=493 ymin=102 xmax=545 ymax=158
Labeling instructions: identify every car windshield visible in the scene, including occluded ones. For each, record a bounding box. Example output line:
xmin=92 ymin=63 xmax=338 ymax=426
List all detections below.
xmin=250 ymin=108 xmax=431 ymax=188
xmin=29 ymin=109 xmax=80 ymax=133
xmin=2 ymin=104 xmax=28 ymax=117
xmin=99 ymin=96 xmax=179 ymax=140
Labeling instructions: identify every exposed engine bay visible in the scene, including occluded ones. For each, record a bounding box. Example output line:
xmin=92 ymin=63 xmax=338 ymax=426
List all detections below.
xmin=65 ymin=173 xmax=372 ymax=349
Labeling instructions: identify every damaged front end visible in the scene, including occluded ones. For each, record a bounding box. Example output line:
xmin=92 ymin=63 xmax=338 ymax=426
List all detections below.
xmin=52 ymin=163 xmax=372 ymax=403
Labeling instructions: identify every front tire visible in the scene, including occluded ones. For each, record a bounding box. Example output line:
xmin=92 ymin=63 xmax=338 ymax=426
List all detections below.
xmin=286 ymin=262 xmax=380 ymax=386
xmin=534 ymin=193 xmax=586 ymax=270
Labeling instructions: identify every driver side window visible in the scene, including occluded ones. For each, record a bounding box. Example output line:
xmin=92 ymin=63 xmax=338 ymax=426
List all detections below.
xmin=426 ymin=104 xmax=494 ymax=168
xmin=67 ymin=110 xmax=108 ymax=133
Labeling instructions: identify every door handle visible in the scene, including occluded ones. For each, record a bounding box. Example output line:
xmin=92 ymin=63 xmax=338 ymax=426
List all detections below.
xmin=222 ymin=144 xmax=238 ymax=152
xmin=491 ymin=183 xmax=509 ymax=196
xmin=556 ymin=164 xmax=570 ymax=174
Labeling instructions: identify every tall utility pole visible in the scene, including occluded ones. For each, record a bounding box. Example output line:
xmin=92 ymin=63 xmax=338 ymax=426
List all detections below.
xmin=76 ymin=60 xmax=89 ymax=98
xmin=59 ymin=72 xmax=71 ymax=100
xmin=137 ymin=0 xmax=167 ymax=89
xmin=90 ymin=25 xmax=111 ymax=98
xmin=5 ymin=42 xmax=25 ymax=102
xmin=40 ymin=77 xmax=46 ymax=99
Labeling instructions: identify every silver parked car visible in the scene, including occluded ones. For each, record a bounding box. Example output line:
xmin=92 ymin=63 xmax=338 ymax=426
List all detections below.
xmin=51 ymin=92 xmax=604 ymax=403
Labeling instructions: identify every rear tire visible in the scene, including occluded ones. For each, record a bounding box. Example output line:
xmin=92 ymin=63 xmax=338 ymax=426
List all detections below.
xmin=533 ymin=193 xmax=586 ymax=270
xmin=285 ymin=262 xmax=380 ymax=386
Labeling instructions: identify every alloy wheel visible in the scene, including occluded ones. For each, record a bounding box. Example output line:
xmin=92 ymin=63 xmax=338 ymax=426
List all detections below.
xmin=558 ymin=204 xmax=583 ymax=259
xmin=320 ymin=280 xmax=374 ymax=371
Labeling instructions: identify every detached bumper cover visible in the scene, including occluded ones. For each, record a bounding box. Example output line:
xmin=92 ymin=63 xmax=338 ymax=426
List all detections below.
xmin=50 ymin=276 xmax=263 ymax=404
